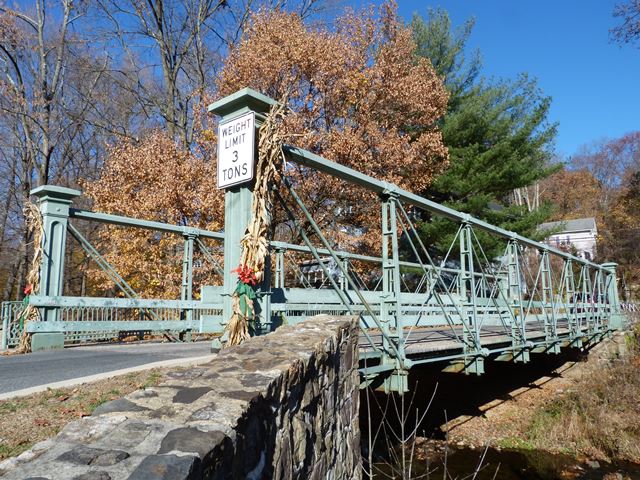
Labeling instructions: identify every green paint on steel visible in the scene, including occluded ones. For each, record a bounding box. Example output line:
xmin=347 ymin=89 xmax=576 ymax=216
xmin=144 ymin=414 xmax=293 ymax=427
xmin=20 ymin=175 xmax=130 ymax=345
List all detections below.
xmin=8 ymin=88 xmax=626 ymax=395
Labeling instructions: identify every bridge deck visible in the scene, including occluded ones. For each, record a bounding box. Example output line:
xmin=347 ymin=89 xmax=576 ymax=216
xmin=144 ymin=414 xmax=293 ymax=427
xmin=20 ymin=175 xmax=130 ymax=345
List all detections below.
xmin=360 ymin=320 xmax=579 ymax=358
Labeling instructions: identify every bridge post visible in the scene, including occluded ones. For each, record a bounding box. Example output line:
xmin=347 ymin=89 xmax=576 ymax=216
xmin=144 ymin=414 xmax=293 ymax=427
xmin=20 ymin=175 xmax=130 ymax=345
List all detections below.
xmin=539 ymin=249 xmax=560 ymax=353
xmin=380 ymin=192 xmax=408 ymax=392
xmin=180 ymin=232 xmax=195 ymax=341
xmin=30 ymin=185 xmax=81 ymax=350
xmin=506 ymin=239 xmax=529 ymax=362
xmin=602 ymin=262 xmax=625 ymax=330
xmin=458 ymin=222 xmax=484 ymax=373
xmin=579 ymin=264 xmax=595 ymax=339
xmin=594 ymin=269 xmax=605 ymax=333
xmin=562 ymin=259 xmax=582 ymax=346
xmin=208 ymin=89 xmax=278 ymax=345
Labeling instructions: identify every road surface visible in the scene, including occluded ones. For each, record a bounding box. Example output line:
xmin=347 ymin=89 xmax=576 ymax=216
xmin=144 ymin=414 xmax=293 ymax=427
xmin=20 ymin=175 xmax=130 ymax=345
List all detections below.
xmin=0 ymin=341 xmax=214 ymax=397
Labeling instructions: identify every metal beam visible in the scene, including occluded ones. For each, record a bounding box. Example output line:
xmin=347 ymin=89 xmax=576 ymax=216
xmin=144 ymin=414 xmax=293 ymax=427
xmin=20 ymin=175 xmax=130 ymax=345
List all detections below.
xmin=28 ymin=295 xmax=220 ymax=309
xmin=284 ymin=145 xmax=605 ymax=270
xmin=69 ymin=209 xmax=224 ymax=240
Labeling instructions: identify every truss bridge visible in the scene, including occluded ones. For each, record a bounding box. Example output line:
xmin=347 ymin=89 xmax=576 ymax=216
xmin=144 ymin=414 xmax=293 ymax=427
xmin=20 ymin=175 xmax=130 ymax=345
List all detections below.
xmin=1 ymin=89 xmax=627 ymax=393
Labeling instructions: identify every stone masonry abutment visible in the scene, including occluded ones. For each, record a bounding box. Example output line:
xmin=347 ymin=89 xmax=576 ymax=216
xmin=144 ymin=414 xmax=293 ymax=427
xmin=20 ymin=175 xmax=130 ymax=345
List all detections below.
xmin=0 ymin=315 xmax=361 ymax=480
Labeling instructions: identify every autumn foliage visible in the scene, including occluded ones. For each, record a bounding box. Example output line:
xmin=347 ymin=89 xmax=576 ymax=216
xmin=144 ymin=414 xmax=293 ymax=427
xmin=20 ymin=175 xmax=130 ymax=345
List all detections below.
xmin=540 ymin=132 xmax=640 ymax=298
xmin=540 ymin=168 xmax=603 ymax=222
xmin=217 ymin=6 xmax=449 ymax=190
xmin=84 ymin=132 xmax=224 ymax=298
xmin=217 ymin=5 xmax=449 ymax=251
xmin=86 ymin=4 xmax=450 ymax=297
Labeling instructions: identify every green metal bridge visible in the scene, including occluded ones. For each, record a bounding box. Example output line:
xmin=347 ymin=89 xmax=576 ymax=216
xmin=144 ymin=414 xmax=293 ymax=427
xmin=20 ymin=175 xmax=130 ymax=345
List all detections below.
xmin=1 ymin=89 xmax=627 ymax=393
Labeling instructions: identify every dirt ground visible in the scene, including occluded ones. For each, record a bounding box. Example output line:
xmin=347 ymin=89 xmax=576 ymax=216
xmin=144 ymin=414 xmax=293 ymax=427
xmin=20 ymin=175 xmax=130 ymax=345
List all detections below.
xmin=440 ymin=331 xmax=633 ymax=452
xmin=0 ymin=368 xmax=173 ymax=461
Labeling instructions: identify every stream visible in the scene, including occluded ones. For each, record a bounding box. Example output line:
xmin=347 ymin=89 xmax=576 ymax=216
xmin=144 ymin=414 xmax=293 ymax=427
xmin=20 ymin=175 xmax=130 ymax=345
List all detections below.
xmin=372 ymin=444 xmax=640 ymax=479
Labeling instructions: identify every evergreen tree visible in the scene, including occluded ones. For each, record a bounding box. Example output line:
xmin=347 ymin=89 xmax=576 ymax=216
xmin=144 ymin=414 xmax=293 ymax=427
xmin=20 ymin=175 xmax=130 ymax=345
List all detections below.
xmin=411 ymin=9 xmax=558 ymax=257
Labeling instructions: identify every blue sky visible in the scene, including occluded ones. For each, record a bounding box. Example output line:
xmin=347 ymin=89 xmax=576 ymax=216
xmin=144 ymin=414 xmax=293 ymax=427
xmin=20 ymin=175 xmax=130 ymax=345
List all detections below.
xmin=383 ymin=1 xmax=640 ymax=158
xmin=14 ymin=0 xmax=638 ymax=157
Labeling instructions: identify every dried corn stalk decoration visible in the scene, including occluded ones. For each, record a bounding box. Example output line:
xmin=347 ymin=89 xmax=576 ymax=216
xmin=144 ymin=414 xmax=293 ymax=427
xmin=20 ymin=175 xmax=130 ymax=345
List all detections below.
xmin=4 ymin=202 xmax=43 ymax=355
xmin=224 ymin=97 xmax=289 ymax=347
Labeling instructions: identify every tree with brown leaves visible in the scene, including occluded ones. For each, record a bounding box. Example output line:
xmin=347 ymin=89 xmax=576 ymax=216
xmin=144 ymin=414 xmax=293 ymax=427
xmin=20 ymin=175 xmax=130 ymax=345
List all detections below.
xmin=87 ymin=3 xmax=449 ymax=298
xmin=216 ymin=4 xmax=449 ymax=252
xmin=540 ymin=168 xmax=603 ymax=222
xmin=84 ymin=132 xmax=224 ymax=298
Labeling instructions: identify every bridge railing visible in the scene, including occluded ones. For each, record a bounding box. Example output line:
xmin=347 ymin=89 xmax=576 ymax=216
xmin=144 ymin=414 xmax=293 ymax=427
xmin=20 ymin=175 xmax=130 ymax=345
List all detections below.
xmin=0 ymin=188 xmax=227 ymax=348
xmin=255 ymin=139 xmax=627 ymax=390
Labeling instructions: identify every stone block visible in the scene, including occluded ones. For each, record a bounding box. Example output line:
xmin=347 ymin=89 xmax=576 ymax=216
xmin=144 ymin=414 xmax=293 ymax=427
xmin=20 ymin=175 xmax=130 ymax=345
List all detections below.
xmin=31 ymin=332 xmax=64 ymax=351
xmin=1 ymin=316 xmax=361 ymax=480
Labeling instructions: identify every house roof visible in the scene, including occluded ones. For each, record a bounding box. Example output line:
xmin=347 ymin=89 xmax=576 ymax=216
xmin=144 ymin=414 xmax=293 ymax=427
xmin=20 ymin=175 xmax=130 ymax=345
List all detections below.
xmin=539 ymin=217 xmax=597 ymax=234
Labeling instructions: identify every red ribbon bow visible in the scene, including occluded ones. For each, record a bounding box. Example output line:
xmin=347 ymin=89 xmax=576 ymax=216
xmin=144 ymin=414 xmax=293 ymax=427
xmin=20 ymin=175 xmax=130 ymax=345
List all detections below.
xmin=233 ymin=264 xmax=258 ymax=286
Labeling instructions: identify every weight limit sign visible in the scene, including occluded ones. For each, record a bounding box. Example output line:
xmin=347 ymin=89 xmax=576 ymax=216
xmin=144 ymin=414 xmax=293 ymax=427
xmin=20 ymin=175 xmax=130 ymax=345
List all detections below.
xmin=217 ymin=111 xmax=255 ymax=189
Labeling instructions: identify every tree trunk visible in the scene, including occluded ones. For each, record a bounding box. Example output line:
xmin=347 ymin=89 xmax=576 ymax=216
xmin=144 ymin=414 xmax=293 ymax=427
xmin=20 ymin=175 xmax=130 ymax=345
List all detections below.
xmin=0 ymin=180 xmax=14 ymax=254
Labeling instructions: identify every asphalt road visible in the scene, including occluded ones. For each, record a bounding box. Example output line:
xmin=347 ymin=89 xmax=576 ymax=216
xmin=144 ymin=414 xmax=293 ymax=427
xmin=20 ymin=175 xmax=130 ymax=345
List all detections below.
xmin=0 ymin=342 xmax=213 ymax=395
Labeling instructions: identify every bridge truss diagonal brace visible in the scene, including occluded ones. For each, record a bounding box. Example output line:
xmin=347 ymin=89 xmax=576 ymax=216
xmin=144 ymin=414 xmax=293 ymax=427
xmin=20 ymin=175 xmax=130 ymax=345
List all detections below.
xmin=277 ymin=180 xmax=409 ymax=392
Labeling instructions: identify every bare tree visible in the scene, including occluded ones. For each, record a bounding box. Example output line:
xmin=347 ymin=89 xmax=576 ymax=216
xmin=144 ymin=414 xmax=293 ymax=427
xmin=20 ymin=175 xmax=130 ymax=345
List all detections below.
xmin=512 ymin=181 xmax=541 ymax=213
xmin=0 ymin=0 xmax=333 ymax=300
xmin=93 ymin=0 xmax=332 ymax=147
xmin=0 ymin=1 xmax=127 ymax=299
xmin=93 ymin=0 xmax=230 ymax=146
xmin=612 ymin=0 xmax=640 ymax=46
xmin=572 ymin=132 xmax=640 ymax=216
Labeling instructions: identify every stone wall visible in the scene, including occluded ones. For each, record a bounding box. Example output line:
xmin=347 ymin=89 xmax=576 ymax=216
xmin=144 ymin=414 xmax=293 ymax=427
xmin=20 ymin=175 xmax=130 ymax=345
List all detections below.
xmin=0 ymin=315 xmax=361 ymax=480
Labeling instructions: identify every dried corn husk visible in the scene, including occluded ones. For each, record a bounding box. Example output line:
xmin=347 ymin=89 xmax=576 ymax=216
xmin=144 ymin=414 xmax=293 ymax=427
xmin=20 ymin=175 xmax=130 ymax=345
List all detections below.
xmin=4 ymin=202 xmax=43 ymax=355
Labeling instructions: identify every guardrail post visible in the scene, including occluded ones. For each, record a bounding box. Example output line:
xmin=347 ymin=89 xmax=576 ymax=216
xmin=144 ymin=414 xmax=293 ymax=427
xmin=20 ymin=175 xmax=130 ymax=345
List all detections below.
xmin=1 ymin=302 xmax=8 ymax=350
xmin=208 ymin=89 xmax=277 ymax=342
xmin=30 ymin=185 xmax=81 ymax=350
xmin=274 ymin=248 xmax=285 ymax=289
xmin=338 ymin=256 xmax=348 ymax=291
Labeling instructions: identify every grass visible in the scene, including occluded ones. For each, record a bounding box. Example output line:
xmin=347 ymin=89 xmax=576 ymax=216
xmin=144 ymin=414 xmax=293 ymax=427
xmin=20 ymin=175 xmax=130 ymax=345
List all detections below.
xmin=0 ymin=369 xmax=170 ymax=461
xmin=496 ymin=436 xmax=536 ymax=450
xmin=141 ymin=371 xmax=163 ymax=389
xmin=0 ymin=401 xmax=27 ymax=414
xmin=0 ymin=442 xmax=33 ymax=460
xmin=521 ymin=318 xmax=640 ymax=463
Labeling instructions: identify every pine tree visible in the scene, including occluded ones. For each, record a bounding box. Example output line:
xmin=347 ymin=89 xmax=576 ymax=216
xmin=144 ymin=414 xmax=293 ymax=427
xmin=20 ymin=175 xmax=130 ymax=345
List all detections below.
xmin=411 ymin=9 xmax=558 ymax=257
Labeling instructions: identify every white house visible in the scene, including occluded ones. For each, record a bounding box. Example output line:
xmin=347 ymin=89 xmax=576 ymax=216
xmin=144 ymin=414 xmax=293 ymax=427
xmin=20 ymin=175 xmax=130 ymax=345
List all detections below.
xmin=539 ymin=217 xmax=598 ymax=261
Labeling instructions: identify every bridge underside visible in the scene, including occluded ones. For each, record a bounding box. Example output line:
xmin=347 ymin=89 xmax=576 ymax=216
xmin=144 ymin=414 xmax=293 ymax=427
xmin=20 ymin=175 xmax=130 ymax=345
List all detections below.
xmin=358 ymin=321 xmax=610 ymax=385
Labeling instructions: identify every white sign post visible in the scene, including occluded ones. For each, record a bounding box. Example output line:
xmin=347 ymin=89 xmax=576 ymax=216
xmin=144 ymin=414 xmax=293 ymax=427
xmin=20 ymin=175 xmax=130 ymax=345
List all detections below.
xmin=217 ymin=111 xmax=256 ymax=189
